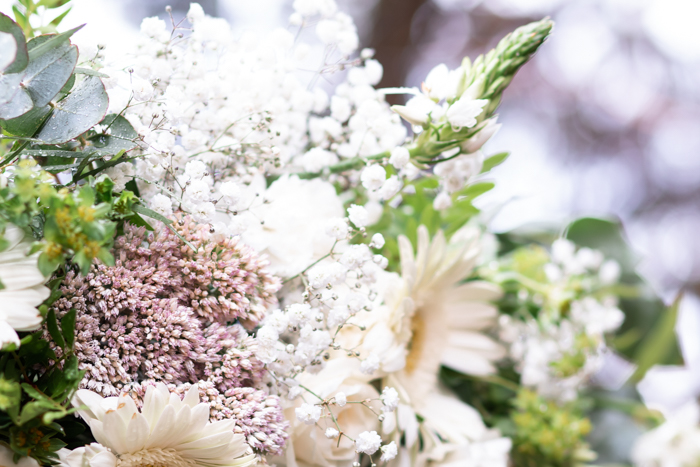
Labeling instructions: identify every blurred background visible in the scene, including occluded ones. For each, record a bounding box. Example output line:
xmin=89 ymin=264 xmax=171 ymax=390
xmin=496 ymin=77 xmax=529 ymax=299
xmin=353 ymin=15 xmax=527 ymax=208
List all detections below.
xmin=2 ymin=0 xmax=699 ymax=461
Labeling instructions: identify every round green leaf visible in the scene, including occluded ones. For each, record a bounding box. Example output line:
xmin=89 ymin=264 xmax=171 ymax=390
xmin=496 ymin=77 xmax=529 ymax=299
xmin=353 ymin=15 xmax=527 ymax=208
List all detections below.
xmin=35 ymin=75 xmax=108 ymax=144
xmin=0 ymin=31 xmax=17 ymax=72
xmin=0 ymin=12 xmax=28 ymax=74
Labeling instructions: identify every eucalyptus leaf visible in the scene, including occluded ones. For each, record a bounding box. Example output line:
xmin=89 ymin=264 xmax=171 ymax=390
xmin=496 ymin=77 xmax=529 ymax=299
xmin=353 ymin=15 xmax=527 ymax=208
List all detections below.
xmin=0 ymin=12 xmax=28 ymax=74
xmin=22 ymin=42 xmax=78 ymax=107
xmin=0 ymin=73 xmax=33 ymax=119
xmin=0 ymin=31 xmax=18 ymax=72
xmin=35 ymin=75 xmax=108 ymax=144
xmin=88 ymin=114 xmax=138 ymax=155
xmin=0 ymin=104 xmax=51 ymax=136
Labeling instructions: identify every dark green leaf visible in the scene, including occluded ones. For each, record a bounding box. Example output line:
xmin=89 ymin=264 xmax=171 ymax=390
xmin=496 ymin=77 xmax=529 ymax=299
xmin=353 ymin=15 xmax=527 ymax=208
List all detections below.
xmin=35 ymin=75 xmax=108 ymax=144
xmin=60 ymin=308 xmax=76 ymax=350
xmin=23 ymin=42 xmax=78 ymax=107
xmin=45 ymin=309 xmax=65 ymax=349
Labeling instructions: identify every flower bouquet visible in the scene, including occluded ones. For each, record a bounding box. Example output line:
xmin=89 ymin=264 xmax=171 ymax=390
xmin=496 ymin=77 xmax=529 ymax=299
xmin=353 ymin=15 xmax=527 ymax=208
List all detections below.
xmin=0 ymin=1 xmax=686 ymax=466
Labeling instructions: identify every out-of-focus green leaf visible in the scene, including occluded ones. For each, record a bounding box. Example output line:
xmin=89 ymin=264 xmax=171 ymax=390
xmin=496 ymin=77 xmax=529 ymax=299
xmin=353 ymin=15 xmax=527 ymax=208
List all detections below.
xmin=632 ymin=293 xmax=683 ymax=382
xmin=481 ymin=151 xmax=510 ymax=173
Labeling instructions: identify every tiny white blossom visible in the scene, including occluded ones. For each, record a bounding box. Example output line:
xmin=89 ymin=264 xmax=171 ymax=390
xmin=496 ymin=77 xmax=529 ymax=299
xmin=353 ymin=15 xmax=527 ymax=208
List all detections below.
xmin=219 ymin=181 xmax=241 ymax=206
xmin=347 ymin=204 xmax=369 ymax=228
xmin=295 ymin=403 xmax=322 ymax=425
xmin=355 ymin=431 xmax=382 ymax=455
xmin=389 ymin=146 xmax=410 ymax=169
xmin=335 ymin=392 xmax=347 ymax=407
xmin=325 ymin=428 xmax=339 ymax=439
xmin=380 ymin=441 xmax=398 ymax=462
xmin=149 ymin=193 xmax=173 ymax=217
xmin=433 ymin=191 xmax=452 ymax=211
xmin=370 ymin=233 xmax=385 ymax=249
xmin=185 ymin=160 xmax=208 ymax=179
xmin=361 ymin=165 xmax=386 ymax=191
xmin=360 ymin=353 xmax=380 ymax=375
xmin=599 ymin=259 xmax=621 ymax=285
xmin=330 ymin=96 xmax=352 ymax=123
xmin=192 ymin=202 xmax=216 ymax=223
xmin=185 ymin=179 xmax=210 ymax=202
xmin=187 ymin=3 xmax=206 ymax=23
xmin=380 ymin=387 xmax=399 ymax=412
xmin=380 ymin=175 xmax=402 ymax=200
xmin=325 ymin=218 xmax=349 ymax=240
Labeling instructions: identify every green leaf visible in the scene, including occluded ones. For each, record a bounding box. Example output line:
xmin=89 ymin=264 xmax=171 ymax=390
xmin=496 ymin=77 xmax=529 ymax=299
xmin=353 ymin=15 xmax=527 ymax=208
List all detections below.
xmin=60 ymin=308 xmax=76 ymax=350
xmin=632 ymin=294 xmax=683 ymax=382
xmin=132 ymin=203 xmax=172 ymax=225
xmin=45 ymin=309 xmax=65 ymax=349
xmin=0 ymin=376 xmax=21 ymax=421
xmin=87 ymin=114 xmax=138 ymax=156
xmin=22 ymin=41 xmax=78 ymax=107
xmin=0 ymin=73 xmax=33 ymax=119
xmin=18 ymin=400 xmax=51 ymax=425
xmin=27 ymin=25 xmax=82 ymax=61
xmin=37 ymin=251 xmax=61 ymax=277
xmin=0 ymin=13 xmax=28 ymax=74
xmin=74 ymin=67 xmax=108 ymax=78
xmin=481 ymin=152 xmax=510 ymax=173
xmin=48 ymin=7 xmax=72 ymax=27
xmin=35 ymin=75 xmax=108 ymax=144
xmin=0 ymin=104 xmax=52 ymax=136
xmin=22 ymin=149 xmax=91 ymax=158
xmin=42 ymin=409 xmax=68 ymax=424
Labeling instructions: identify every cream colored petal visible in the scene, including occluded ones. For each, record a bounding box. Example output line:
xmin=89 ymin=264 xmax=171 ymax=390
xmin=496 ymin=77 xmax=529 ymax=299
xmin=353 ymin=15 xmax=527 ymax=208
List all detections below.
xmin=73 ymin=389 xmax=108 ymax=422
xmin=100 ymin=410 xmax=128 ymax=453
xmin=398 ymin=235 xmax=416 ymax=287
xmin=0 ymin=258 xmax=46 ymax=290
xmin=0 ymin=320 xmax=20 ymax=348
xmin=448 ymin=281 xmax=502 ymax=302
xmin=441 ymin=348 xmax=499 ymax=377
xmin=124 ymin=413 xmax=149 ymax=453
xmin=183 ymin=384 xmax=200 ymax=407
xmin=144 ymin=404 xmax=177 ymax=449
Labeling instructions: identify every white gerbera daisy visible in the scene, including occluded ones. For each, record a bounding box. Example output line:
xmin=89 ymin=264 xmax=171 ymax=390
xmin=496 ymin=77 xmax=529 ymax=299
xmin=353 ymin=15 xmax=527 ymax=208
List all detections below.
xmin=0 ymin=224 xmax=49 ymax=349
xmin=71 ymin=383 xmax=255 ymax=467
xmin=392 ymin=225 xmax=505 ymax=406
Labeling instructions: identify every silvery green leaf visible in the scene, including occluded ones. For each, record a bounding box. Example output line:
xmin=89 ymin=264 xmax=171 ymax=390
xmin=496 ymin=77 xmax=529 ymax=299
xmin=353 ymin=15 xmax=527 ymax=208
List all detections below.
xmin=0 ymin=73 xmax=32 ymax=119
xmin=88 ymin=114 xmax=138 ymax=155
xmin=26 ymin=25 xmax=82 ymax=59
xmin=0 ymin=12 xmax=28 ymax=74
xmin=35 ymin=76 xmax=108 ymax=144
xmin=0 ymin=31 xmax=17 ymax=72
xmin=22 ymin=43 xmax=78 ymax=108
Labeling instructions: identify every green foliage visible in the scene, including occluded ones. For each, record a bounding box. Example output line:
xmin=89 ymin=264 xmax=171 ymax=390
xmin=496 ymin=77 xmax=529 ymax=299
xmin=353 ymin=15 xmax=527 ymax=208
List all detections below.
xmin=0 ymin=315 xmax=88 ymax=464
xmin=367 ymin=174 xmax=495 ymax=270
xmin=564 ymin=217 xmax=683 ymax=378
xmin=510 ymin=389 xmax=595 ymax=467
xmin=10 ymin=0 xmax=74 ymax=38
